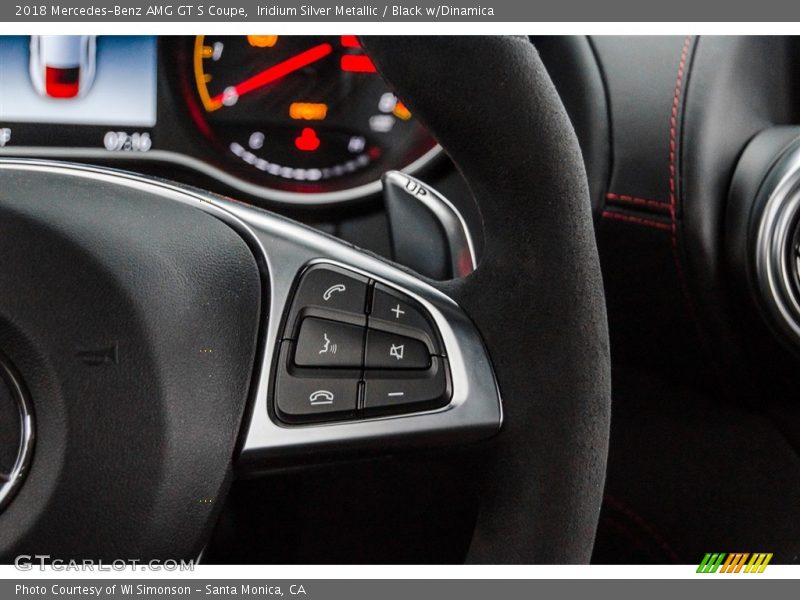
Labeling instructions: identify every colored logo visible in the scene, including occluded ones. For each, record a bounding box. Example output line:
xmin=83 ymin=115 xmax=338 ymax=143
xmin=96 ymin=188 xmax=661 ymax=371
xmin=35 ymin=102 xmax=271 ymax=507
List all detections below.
xmin=697 ymin=552 xmax=773 ymax=573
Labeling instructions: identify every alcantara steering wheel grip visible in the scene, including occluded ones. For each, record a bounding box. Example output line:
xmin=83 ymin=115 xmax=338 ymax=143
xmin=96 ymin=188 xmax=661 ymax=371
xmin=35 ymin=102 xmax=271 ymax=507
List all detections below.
xmin=365 ymin=36 xmax=611 ymax=563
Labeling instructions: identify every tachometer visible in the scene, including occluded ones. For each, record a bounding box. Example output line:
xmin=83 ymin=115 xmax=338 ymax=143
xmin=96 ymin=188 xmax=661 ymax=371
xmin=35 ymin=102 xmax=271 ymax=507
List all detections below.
xmin=187 ymin=35 xmax=439 ymax=201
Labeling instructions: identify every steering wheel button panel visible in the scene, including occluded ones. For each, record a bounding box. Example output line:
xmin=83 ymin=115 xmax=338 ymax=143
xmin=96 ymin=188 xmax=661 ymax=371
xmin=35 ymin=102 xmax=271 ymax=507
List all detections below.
xmin=363 ymin=358 xmax=450 ymax=411
xmin=285 ymin=265 xmax=368 ymax=337
xmin=370 ymin=284 xmax=442 ymax=353
xmin=365 ymin=329 xmax=431 ymax=370
xmin=275 ymin=263 xmax=453 ymax=423
xmin=295 ymin=317 xmax=365 ymax=368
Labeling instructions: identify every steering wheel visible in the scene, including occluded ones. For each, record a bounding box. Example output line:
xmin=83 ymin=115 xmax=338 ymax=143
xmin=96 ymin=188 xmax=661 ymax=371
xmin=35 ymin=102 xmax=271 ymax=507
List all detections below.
xmin=0 ymin=37 xmax=610 ymax=564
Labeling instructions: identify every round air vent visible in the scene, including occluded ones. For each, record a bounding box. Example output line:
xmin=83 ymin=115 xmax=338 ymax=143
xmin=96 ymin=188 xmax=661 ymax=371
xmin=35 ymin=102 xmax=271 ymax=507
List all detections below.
xmin=0 ymin=353 xmax=34 ymax=514
xmin=752 ymin=145 xmax=800 ymax=346
xmin=726 ymin=129 xmax=800 ymax=355
xmin=793 ymin=224 xmax=800 ymax=305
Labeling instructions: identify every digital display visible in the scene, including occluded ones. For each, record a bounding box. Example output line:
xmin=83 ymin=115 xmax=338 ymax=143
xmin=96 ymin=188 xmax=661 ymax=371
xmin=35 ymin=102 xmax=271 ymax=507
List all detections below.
xmin=0 ymin=36 xmax=157 ymax=127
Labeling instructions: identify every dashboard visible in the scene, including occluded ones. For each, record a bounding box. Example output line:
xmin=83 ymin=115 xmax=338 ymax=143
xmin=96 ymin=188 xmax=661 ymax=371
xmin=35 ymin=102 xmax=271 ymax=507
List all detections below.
xmin=0 ymin=35 xmax=441 ymax=206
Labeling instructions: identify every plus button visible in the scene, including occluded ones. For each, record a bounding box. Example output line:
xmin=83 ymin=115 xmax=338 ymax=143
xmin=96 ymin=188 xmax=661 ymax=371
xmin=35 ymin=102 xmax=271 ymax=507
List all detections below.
xmin=391 ymin=303 xmax=405 ymax=319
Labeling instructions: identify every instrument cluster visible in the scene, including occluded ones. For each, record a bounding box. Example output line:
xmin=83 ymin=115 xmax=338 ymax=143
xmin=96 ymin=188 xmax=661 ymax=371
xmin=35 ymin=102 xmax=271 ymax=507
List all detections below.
xmin=0 ymin=35 xmax=441 ymax=205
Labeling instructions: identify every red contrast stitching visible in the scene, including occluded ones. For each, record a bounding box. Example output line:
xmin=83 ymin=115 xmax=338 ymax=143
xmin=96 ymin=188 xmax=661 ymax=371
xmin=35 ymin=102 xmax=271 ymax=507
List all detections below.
xmin=669 ymin=36 xmax=692 ymax=272
xmin=606 ymin=193 xmax=671 ymax=213
xmin=601 ymin=210 xmax=672 ymax=232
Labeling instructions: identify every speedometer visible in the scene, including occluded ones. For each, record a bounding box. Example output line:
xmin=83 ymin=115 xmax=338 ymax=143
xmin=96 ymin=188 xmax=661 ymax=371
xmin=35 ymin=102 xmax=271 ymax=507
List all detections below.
xmin=187 ymin=35 xmax=439 ymax=202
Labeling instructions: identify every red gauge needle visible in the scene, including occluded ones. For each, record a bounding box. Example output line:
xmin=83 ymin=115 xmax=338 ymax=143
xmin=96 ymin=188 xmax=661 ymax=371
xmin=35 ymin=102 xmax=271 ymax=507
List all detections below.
xmin=211 ymin=42 xmax=333 ymax=107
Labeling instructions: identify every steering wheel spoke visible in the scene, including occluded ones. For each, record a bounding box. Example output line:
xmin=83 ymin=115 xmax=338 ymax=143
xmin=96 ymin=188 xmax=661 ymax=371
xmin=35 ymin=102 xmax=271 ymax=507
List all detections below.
xmin=215 ymin=190 xmax=503 ymax=466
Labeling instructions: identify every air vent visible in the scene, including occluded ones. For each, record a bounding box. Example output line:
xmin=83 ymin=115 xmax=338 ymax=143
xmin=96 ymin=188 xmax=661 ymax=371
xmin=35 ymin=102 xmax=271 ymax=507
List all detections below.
xmin=752 ymin=150 xmax=800 ymax=350
xmin=793 ymin=226 xmax=800 ymax=304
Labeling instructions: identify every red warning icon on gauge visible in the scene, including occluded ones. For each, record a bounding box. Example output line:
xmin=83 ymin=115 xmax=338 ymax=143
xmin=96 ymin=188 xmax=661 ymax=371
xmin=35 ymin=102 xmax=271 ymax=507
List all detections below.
xmin=295 ymin=127 xmax=321 ymax=152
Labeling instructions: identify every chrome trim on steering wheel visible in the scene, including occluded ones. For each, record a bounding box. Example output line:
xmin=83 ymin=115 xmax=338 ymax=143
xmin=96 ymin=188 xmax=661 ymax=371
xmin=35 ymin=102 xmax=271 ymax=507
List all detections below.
xmin=0 ymin=353 xmax=35 ymax=515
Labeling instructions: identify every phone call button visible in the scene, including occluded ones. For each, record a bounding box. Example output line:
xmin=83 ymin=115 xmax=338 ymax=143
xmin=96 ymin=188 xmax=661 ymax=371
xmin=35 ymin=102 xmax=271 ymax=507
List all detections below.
xmin=293 ymin=265 xmax=368 ymax=319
